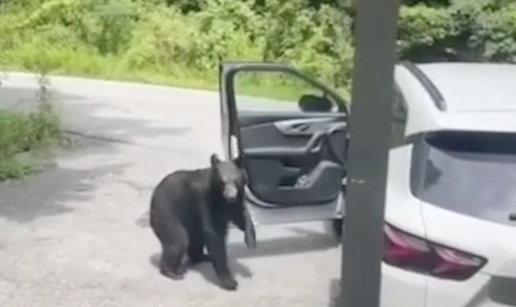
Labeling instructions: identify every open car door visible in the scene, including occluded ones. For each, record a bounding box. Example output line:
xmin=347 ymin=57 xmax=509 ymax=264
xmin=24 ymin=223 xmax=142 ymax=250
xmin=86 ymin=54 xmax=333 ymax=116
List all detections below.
xmin=219 ymin=62 xmax=349 ymax=226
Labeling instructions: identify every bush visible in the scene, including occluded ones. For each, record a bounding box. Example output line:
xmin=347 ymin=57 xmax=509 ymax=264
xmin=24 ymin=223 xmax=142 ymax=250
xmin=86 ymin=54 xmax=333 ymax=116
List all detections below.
xmin=467 ymin=3 xmax=516 ymax=62
xmin=121 ymin=6 xmax=195 ymax=72
xmin=397 ymin=4 xmax=457 ymax=61
xmin=0 ymin=73 xmax=63 ymax=181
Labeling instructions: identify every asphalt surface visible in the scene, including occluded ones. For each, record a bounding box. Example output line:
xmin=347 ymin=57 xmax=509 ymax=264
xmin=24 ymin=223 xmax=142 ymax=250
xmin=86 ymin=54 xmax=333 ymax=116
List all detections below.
xmin=0 ymin=72 xmax=341 ymax=307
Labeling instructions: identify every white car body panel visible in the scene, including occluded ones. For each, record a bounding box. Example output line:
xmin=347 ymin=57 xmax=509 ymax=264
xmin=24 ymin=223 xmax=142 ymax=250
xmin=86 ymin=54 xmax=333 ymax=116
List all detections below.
xmin=382 ymin=63 xmax=516 ymax=307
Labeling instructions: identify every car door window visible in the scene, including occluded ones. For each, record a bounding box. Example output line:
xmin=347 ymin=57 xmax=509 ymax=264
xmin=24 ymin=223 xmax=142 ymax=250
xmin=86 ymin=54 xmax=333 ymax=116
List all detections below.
xmin=390 ymin=85 xmax=408 ymax=148
xmin=232 ymin=70 xmax=340 ymax=113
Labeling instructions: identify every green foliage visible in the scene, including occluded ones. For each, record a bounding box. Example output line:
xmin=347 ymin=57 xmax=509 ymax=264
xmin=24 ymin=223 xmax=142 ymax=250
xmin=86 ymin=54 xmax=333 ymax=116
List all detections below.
xmin=398 ymin=4 xmax=456 ymax=61
xmin=263 ymin=0 xmax=353 ymax=90
xmin=3 ymin=0 xmax=516 ymax=101
xmin=462 ymin=1 xmax=516 ymax=61
xmin=0 ymin=73 xmax=63 ymax=181
xmin=122 ymin=6 xmax=195 ymax=71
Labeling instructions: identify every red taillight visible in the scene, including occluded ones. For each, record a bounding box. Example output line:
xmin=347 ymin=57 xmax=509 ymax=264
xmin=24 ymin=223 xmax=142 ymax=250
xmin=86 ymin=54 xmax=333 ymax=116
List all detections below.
xmin=383 ymin=224 xmax=486 ymax=281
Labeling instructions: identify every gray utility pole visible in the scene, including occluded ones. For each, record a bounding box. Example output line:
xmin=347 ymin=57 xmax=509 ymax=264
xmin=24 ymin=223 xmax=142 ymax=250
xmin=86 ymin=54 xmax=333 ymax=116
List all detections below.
xmin=339 ymin=0 xmax=400 ymax=307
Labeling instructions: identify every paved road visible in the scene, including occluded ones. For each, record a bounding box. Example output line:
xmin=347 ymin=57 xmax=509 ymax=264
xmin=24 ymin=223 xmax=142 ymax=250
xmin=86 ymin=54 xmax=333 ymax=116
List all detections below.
xmin=0 ymin=72 xmax=341 ymax=307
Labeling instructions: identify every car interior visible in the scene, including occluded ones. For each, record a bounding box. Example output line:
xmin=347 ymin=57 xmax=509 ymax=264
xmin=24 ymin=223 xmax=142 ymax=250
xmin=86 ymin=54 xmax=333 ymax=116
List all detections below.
xmin=237 ymin=93 xmax=348 ymax=208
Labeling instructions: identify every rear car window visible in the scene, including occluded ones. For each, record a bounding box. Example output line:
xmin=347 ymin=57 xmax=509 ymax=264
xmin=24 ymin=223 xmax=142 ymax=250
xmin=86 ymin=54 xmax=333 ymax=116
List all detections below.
xmin=412 ymin=131 xmax=516 ymax=225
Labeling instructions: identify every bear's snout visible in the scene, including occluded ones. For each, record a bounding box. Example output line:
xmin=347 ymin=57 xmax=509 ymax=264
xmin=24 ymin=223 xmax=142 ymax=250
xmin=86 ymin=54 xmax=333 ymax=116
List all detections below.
xmin=223 ymin=184 xmax=238 ymax=202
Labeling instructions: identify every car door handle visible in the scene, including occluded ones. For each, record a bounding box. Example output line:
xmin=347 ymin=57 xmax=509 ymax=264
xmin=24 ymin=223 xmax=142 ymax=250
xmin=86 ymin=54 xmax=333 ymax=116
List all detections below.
xmin=290 ymin=123 xmax=310 ymax=132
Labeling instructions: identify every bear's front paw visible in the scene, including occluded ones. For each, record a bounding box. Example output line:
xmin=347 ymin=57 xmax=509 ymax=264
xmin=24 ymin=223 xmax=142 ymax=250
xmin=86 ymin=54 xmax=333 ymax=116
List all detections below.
xmin=160 ymin=265 xmax=187 ymax=280
xmin=219 ymin=277 xmax=238 ymax=291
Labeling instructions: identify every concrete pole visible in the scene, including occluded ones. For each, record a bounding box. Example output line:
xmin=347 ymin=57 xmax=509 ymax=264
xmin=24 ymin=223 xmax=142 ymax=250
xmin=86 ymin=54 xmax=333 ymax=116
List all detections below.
xmin=339 ymin=0 xmax=400 ymax=307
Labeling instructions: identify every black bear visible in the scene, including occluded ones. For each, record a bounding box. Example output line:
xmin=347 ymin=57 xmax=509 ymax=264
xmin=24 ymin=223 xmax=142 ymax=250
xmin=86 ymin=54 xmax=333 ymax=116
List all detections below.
xmin=149 ymin=153 xmax=254 ymax=291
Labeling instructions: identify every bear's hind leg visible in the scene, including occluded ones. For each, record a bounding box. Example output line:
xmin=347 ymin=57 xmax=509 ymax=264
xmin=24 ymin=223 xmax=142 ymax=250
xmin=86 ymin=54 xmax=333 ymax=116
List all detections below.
xmin=160 ymin=242 xmax=188 ymax=280
xmin=159 ymin=225 xmax=189 ymax=280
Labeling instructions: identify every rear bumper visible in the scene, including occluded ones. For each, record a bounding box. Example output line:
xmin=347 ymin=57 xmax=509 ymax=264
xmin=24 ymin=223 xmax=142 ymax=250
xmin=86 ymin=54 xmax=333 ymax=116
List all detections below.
xmin=426 ymin=272 xmax=514 ymax=307
xmin=381 ymin=263 xmax=426 ymax=307
xmin=382 ymin=265 xmax=514 ymax=307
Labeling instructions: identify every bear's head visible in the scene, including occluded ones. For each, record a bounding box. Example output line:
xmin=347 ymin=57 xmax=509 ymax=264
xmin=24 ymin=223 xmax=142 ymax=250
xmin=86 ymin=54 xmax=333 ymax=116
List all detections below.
xmin=210 ymin=153 xmax=248 ymax=204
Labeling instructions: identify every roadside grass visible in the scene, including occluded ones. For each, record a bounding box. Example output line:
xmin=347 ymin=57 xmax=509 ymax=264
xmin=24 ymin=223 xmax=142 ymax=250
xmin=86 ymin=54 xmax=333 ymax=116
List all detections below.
xmin=3 ymin=59 xmax=333 ymax=107
xmin=0 ymin=73 xmax=64 ymax=181
xmin=2 ymin=46 xmax=346 ymax=105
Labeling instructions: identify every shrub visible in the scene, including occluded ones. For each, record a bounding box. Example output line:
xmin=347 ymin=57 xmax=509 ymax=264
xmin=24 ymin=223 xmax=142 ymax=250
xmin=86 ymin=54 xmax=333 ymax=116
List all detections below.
xmin=0 ymin=73 xmax=63 ymax=180
xmin=397 ymin=4 xmax=456 ymax=61
xmin=121 ymin=6 xmax=195 ymax=72
xmin=467 ymin=3 xmax=516 ymax=62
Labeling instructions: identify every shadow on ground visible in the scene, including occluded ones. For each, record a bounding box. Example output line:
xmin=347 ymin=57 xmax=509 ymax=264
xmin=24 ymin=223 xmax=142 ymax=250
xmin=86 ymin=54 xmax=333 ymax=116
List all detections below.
xmin=149 ymin=252 xmax=253 ymax=289
xmin=227 ymin=227 xmax=338 ymax=259
xmin=148 ymin=226 xmax=338 ymax=288
xmin=0 ymin=143 xmax=129 ymax=223
xmin=0 ymin=82 xmax=194 ymax=223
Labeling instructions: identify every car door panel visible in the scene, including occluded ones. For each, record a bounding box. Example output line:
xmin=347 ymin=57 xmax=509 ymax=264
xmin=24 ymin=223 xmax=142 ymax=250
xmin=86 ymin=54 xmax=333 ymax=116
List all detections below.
xmin=219 ymin=62 xmax=349 ymax=225
xmin=244 ymin=188 xmax=345 ymax=225
xmin=240 ymin=113 xmax=346 ymax=206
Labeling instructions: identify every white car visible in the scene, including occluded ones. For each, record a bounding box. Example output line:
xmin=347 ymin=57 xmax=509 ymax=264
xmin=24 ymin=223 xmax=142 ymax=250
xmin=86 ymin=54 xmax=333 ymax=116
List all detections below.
xmin=218 ymin=61 xmax=516 ymax=307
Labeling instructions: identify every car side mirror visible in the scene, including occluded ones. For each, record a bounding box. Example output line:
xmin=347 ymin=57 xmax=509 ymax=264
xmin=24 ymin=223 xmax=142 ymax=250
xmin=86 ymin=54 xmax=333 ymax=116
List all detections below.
xmin=298 ymin=94 xmax=333 ymax=112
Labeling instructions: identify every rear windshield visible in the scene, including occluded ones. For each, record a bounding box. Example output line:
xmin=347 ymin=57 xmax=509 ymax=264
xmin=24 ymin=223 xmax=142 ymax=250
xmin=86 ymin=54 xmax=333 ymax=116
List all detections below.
xmin=413 ymin=131 xmax=516 ymax=225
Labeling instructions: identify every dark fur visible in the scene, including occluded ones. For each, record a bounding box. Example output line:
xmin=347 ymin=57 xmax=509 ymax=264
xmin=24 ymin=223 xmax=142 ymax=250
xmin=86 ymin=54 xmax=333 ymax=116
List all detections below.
xmin=149 ymin=154 xmax=248 ymax=291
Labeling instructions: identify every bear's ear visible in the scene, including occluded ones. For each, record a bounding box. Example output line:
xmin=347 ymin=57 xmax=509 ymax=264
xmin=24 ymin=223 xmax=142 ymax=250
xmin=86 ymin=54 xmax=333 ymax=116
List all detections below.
xmin=210 ymin=153 xmax=221 ymax=167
